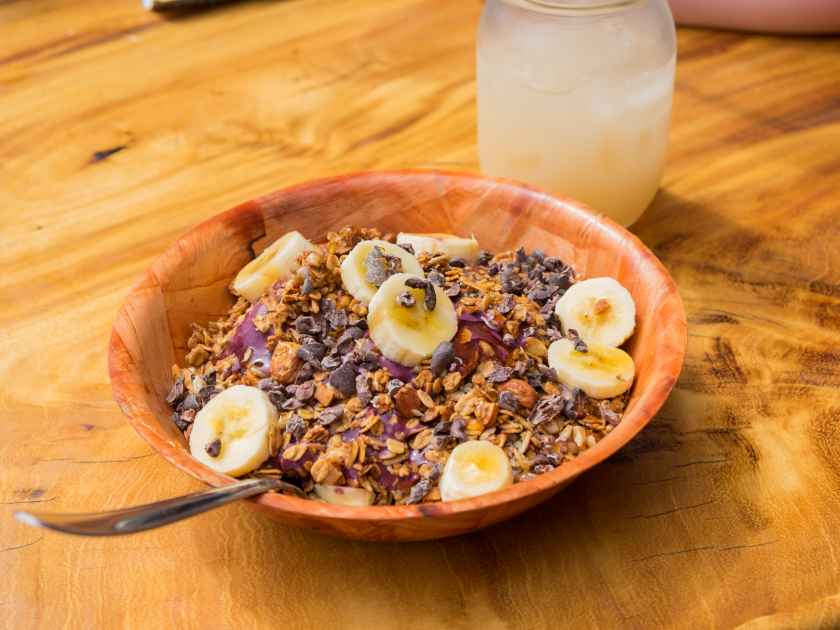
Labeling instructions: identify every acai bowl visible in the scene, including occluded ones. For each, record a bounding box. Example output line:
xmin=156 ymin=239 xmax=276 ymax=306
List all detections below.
xmin=109 ymin=170 xmax=686 ymax=541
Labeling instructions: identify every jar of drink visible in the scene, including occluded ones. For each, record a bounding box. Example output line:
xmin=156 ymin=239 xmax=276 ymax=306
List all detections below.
xmin=477 ymin=0 xmax=676 ymax=226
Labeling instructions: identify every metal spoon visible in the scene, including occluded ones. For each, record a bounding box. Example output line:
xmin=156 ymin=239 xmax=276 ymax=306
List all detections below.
xmin=15 ymin=477 xmax=303 ymax=536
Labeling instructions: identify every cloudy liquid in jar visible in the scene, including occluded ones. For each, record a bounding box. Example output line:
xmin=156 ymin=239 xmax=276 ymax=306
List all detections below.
xmin=478 ymin=0 xmax=676 ymax=226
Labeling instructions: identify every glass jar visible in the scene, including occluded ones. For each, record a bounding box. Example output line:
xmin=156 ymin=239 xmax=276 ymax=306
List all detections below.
xmin=477 ymin=0 xmax=676 ymax=226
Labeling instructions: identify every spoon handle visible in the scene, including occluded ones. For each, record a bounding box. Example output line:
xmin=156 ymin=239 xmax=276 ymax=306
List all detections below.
xmin=15 ymin=477 xmax=300 ymax=536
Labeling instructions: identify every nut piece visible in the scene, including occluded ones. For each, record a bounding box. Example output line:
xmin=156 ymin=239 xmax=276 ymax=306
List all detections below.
xmin=394 ymin=385 xmax=422 ymax=418
xmin=270 ymin=341 xmax=302 ymax=384
xmin=454 ymin=341 xmax=480 ymax=377
xmin=499 ymin=379 xmax=538 ymax=409
xmin=314 ymin=383 xmax=336 ymax=407
xmin=523 ymin=337 xmax=547 ymax=358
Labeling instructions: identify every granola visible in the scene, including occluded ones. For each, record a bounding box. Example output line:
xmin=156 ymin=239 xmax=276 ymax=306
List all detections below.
xmin=167 ymin=227 xmax=632 ymax=505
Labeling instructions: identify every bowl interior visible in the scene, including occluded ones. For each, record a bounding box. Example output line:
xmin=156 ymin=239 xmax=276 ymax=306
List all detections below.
xmin=109 ymin=170 xmax=686 ymax=539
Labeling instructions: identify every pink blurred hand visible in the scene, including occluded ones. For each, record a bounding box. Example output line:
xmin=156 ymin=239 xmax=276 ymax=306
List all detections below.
xmin=668 ymin=0 xmax=840 ymax=33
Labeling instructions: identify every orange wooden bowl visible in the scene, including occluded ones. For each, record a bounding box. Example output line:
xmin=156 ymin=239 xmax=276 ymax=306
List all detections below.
xmin=108 ymin=170 xmax=686 ymax=541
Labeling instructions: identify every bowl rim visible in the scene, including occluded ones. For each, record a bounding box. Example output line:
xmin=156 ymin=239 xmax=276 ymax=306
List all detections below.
xmin=108 ymin=168 xmax=686 ymax=524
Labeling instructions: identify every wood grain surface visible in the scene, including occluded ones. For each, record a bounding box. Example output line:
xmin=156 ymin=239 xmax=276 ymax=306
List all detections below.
xmin=1 ymin=0 xmax=839 ymax=627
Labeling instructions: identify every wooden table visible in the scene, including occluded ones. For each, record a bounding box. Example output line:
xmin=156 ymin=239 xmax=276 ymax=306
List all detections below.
xmin=2 ymin=1 xmax=839 ymax=628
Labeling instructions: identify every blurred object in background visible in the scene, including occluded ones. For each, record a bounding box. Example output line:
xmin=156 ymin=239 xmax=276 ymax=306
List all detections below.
xmin=144 ymin=0 xmax=237 ymax=10
xmin=668 ymin=0 xmax=840 ymax=33
xmin=477 ymin=0 xmax=676 ymax=227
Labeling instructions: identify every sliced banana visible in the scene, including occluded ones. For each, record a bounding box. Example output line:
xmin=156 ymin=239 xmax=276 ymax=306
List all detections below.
xmin=440 ymin=440 xmax=513 ymax=502
xmin=188 ymin=385 xmax=278 ymax=476
xmin=314 ymin=484 xmax=374 ymax=507
xmin=554 ymin=277 xmax=636 ymax=347
xmin=547 ymin=338 xmax=635 ymax=399
xmin=340 ymin=239 xmax=424 ymax=304
xmin=396 ymin=232 xmax=480 ymax=262
xmin=232 ymin=231 xmax=317 ymax=302
xmin=367 ymin=273 xmax=457 ymax=366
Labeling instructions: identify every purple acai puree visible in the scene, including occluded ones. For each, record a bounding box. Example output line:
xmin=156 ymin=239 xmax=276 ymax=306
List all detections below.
xmin=225 ymin=301 xmax=272 ymax=368
xmin=376 ymin=466 xmax=418 ymax=492
xmin=457 ymin=311 xmax=484 ymax=324
xmin=276 ymin=442 xmax=321 ymax=477
xmin=377 ymin=355 xmax=416 ymax=382
xmin=375 ymin=413 xmax=424 ymax=490
xmin=380 ymin=411 xmax=423 ymax=441
xmin=457 ymin=315 xmax=510 ymax=361
xmin=340 ymin=428 xmax=361 ymax=443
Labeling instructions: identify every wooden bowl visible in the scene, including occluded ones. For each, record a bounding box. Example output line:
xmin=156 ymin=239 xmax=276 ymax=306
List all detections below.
xmin=108 ymin=170 xmax=686 ymax=541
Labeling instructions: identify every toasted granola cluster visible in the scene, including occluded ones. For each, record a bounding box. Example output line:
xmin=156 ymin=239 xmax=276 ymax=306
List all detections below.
xmin=167 ymin=227 xmax=627 ymax=505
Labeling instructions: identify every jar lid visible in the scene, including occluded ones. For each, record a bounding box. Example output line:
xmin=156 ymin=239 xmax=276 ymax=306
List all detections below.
xmin=510 ymin=0 xmax=640 ymax=13
xmin=526 ymin=0 xmax=636 ymax=7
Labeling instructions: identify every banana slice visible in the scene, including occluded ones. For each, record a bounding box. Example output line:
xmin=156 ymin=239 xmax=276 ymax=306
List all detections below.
xmin=367 ymin=273 xmax=457 ymax=366
xmin=188 ymin=385 xmax=278 ymax=476
xmin=340 ymin=239 xmax=424 ymax=304
xmin=554 ymin=277 xmax=636 ymax=347
xmin=314 ymin=484 xmax=374 ymax=507
xmin=547 ymin=338 xmax=635 ymax=399
xmin=232 ymin=231 xmax=317 ymax=302
xmin=396 ymin=232 xmax=481 ymax=263
xmin=440 ymin=440 xmax=513 ymax=502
